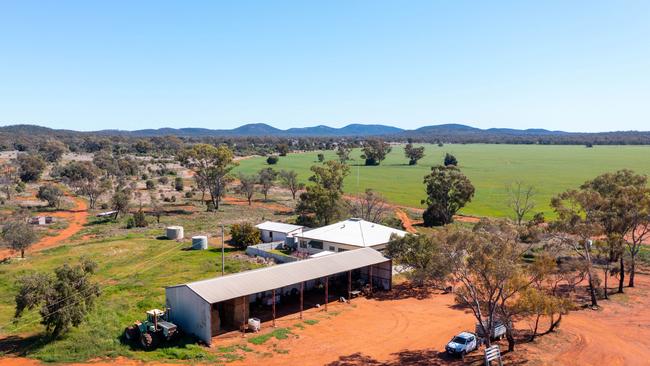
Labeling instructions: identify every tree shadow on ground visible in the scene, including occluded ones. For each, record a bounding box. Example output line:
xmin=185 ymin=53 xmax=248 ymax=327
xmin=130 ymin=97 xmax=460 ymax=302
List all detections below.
xmin=0 ymin=333 xmax=54 ymax=356
xmin=326 ymin=348 xmax=529 ymax=366
xmin=371 ymin=282 xmax=445 ymax=301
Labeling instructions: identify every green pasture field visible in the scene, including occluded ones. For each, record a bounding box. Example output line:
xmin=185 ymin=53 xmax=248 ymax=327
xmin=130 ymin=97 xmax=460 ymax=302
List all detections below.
xmin=235 ymin=144 xmax=650 ymax=218
xmin=0 ymin=232 xmax=258 ymax=363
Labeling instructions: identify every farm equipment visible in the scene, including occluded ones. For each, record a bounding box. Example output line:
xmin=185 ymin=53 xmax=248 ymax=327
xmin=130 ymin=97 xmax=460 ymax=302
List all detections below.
xmin=124 ymin=308 xmax=177 ymax=349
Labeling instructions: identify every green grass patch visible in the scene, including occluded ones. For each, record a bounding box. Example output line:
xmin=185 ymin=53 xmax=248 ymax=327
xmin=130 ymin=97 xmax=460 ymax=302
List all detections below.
xmin=0 ymin=235 xmax=259 ymax=363
xmin=235 ymin=144 xmax=650 ymax=219
xmin=303 ymin=319 xmax=319 ymax=326
xmin=248 ymin=328 xmax=293 ymax=345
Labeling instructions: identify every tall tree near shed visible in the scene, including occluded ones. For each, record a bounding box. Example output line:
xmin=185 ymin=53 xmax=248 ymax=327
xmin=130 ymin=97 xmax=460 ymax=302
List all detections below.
xmin=177 ymin=144 xmax=237 ymax=211
xmin=297 ymin=160 xmax=350 ymax=226
xmin=443 ymin=219 xmax=532 ymax=351
xmin=421 ymin=165 xmax=475 ymax=226
xmin=348 ymin=189 xmax=389 ymax=223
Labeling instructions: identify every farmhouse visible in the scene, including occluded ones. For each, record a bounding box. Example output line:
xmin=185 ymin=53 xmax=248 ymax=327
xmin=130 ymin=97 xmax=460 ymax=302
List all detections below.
xmin=165 ymin=248 xmax=392 ymax=344
xmin=294 ymin=218 xmax=408 ymax=255
xmin=255 ymin=221 xmax=304 ymax=243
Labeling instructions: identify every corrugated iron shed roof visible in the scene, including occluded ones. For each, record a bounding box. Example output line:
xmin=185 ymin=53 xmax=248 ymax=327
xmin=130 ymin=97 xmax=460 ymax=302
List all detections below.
xmin=255 ymin=221 xmax=304 ymax=233
xmin=170 ymin=247 xmax=389 ymax=304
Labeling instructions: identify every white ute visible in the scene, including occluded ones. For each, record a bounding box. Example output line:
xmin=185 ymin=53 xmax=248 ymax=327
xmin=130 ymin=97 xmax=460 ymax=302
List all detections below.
xmin=445 ymin=331 xmax=478 ymax=357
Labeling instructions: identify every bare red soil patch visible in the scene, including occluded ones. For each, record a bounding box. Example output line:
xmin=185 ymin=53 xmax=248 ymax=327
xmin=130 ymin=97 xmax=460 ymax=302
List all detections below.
xmin=0 ymin=196 xmax=88 ymax=259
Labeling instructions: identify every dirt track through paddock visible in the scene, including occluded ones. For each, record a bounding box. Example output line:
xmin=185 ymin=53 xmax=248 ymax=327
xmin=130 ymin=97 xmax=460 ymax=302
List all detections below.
xmin=0 ymin=195 xmax=88 ymax=259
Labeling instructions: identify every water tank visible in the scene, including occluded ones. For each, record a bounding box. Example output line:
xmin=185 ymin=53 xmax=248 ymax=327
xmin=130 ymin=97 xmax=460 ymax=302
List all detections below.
xmin=192 ymin=235 xmax=208 ymax=250
xmin=166 ymin=226 xmax=184 ymax=240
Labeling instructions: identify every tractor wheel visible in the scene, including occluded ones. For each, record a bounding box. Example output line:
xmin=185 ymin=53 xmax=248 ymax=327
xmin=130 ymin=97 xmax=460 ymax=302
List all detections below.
xmin=140 ymin=332 xmax=154 ymax=349
xmin=124 ymin=326 xmax=137 ymax=341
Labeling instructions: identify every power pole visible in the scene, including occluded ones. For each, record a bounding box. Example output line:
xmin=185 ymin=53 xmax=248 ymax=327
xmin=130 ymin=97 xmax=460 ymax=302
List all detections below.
xmin=221 ymin=224 xmax=225 ymax=276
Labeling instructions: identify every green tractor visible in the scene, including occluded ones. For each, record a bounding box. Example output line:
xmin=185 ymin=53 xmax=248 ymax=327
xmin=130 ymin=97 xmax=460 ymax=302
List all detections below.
xmin=124 ymin=308 xmax=177 ymax=349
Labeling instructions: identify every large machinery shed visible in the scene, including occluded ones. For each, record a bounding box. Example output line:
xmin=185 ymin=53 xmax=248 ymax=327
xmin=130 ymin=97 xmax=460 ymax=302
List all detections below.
xmin=165 ymin=248 xmax=392 ymax=344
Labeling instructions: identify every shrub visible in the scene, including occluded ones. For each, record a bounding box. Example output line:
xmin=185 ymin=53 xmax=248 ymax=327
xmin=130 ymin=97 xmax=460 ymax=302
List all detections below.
xmin=443 ymin=153 xmax=458 ymax=166
xmin=132 ymin=210 xmax=148 ymax=228
xmin=230 ymin=223 xmax=261 ymax=248
xmin=317 ymin=153 xmax=324 ymax=162
xmin=184 ymin=191 xmax=193 ymax=198
xmin=174 ymin=177 xmax=184 ymax=191
xmin=266 ymin=155 xmax=279 ymax=165
xmin=159 ymin=176 xmax=169 ymax=185
xmin=145 ymin=180 xmax=155 ymax=190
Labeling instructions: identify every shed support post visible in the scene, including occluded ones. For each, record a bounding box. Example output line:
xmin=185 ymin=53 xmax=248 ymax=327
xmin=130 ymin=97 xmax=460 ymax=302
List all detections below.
xmin=272 ymin=288 xmax=276 ymax=327
xmin=241 ymin=296 xmax=246 ymax=337
xmin=300 ymin=281 xmax=304 ymax=320
xmin=348 ymin=270 xmax=352 ymax=302
xmin=325 ymin=276 xmax=329 ymax=312
xmin=369 ymin=265 xmax=373 ymax=296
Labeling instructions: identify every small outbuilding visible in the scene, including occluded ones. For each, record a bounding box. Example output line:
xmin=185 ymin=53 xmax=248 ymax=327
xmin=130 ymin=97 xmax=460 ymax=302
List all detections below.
xmin=255 ymin=221 xmax=304 ymax=244
xmin=165 ymin=247 xmax=391 ymax=344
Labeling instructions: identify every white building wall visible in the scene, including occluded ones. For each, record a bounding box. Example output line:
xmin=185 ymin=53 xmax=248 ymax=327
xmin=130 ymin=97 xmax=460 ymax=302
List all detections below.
xmin=260 ymin=230 xmax=288 ymax=243
xmin=166 ymin=285 xmax=212 ymax=344
xmin=297 ymin=239 xmax=387 ymax=254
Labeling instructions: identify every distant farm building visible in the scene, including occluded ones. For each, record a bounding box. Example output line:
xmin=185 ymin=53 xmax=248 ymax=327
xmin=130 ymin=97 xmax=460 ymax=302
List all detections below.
xmin=255 ymin=221 xmax=304 ymax=244
xmin=294 ymin=218 xmax=408 ymax=255
xmin=165 ymin=248 xmax=392 ymax=344
xmin=29 ymin=216 xmax=54 ymax=225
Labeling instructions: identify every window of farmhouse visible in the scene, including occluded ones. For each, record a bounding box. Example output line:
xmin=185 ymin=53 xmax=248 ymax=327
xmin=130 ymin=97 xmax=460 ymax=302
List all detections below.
xmin=309 ymin=240 xmax=324 ymax=249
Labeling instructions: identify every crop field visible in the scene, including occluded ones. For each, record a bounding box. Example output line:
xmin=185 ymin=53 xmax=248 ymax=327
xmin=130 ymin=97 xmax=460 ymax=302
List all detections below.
xmin=235 ymin=144 xmax=650 ymax=218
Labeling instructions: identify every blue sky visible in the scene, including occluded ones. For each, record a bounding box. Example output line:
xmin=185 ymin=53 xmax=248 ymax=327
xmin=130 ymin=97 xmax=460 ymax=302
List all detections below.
xmin=0 ymin=1 xmax=648 ymax=132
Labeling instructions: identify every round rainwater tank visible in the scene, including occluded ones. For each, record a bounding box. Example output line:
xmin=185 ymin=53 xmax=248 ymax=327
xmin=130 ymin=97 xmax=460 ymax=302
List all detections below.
xmin=166 ymin=226 xmax=184 ymax=240
xmin=192 ymin=235 xmax=208 ymax=250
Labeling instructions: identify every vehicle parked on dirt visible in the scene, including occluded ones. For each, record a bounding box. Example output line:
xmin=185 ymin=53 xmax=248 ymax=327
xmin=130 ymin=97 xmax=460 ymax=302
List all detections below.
xmin=475 ymin=320 xmax=507 ymax=340
xmin=445 ymin=331 xmax=478 ymax=357
xmin=124 ymin=308 xmax=177 ymax=349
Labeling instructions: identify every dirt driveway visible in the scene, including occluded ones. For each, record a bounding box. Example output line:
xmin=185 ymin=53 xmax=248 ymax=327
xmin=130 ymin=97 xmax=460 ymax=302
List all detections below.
xmin=0 ymin=195 xmax=88 ymax=259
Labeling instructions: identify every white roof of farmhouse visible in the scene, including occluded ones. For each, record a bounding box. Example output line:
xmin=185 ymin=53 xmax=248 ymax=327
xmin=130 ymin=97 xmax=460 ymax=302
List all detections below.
xmin=169 ymin=247 xmax=390 ymax=304
xmin=294 ymin=218 xmax=408 ymax=247
xmin=255 ymin=221 xmax=303 ymax=233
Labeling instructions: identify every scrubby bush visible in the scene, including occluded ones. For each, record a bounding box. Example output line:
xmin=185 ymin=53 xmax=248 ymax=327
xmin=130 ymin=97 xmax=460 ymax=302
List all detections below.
xmin=230 ymin=223 xmax=261 ymax=248
xmin=145 ymin=180 xmax=155 ymax=190
xmin=158 ymin=176 xmax=169 ymax=185
xmin=266 ymin=155 xmax=279 ymax=165
xmin=174 ymin=177 xmax=184 ymax=191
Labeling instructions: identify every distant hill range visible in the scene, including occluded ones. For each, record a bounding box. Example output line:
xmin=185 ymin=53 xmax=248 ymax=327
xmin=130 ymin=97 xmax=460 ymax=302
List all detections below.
xmin=1 ymin=123 xmax=649 ymax=144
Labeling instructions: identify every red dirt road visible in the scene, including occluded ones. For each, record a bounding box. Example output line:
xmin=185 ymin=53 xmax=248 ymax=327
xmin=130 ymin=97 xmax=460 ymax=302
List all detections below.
xmin=2 ymin=275 xmax=650 ymax=365
xmin=520 ymin=273 xmax=650 ymax=366
xmin=0 ymin=196 xmax=88 ymax=259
